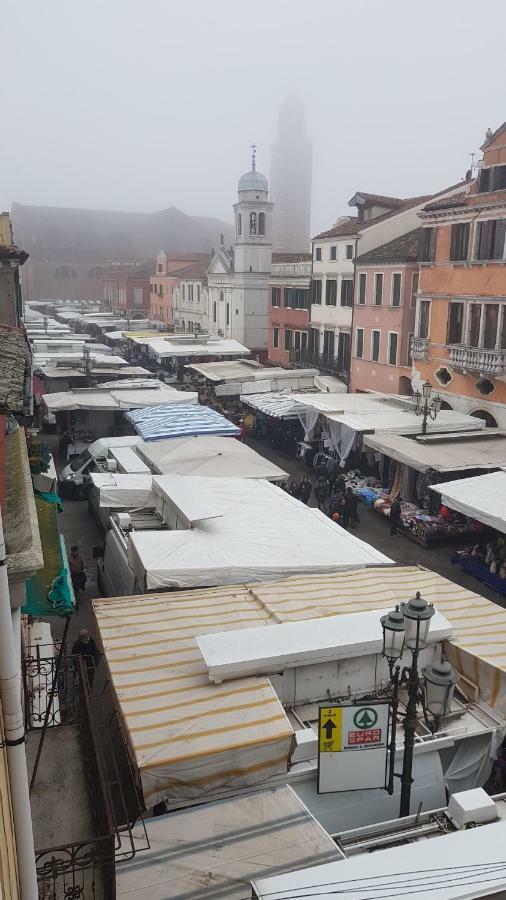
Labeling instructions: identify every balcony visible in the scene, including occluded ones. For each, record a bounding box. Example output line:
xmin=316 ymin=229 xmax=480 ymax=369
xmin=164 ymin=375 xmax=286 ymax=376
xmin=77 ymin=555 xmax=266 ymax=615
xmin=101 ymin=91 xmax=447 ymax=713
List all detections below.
xmin=448 ymin=345 xmax=506 ymax=375
xmin=289 ymin=348 xmax=350 ymax=377
xmin=410 ymin=337 xmax=428 ymax=361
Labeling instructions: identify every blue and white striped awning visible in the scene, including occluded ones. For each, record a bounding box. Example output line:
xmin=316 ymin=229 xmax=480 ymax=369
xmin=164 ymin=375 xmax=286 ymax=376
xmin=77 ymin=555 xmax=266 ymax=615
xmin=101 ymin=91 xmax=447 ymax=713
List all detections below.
xmin=240 ymin=392 xmax=301 ymax=419
xmin=126 ymin=404 xmax=240 ymax=441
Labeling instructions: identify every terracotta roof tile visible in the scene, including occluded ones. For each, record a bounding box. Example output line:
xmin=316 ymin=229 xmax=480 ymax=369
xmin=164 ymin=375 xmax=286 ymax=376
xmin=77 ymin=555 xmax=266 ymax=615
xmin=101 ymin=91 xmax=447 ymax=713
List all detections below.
xmin=313 ymin=216 xmax=363 ymax=240
xmin=350 ymin=192 xmax=404 ymax=207
xmin=356 ymin=229 xmax=421 ymax=265
xmin=422 ymin=191 xmax=468 ymax=212
xmin=272 ymin=252 xmax=312 ymax=262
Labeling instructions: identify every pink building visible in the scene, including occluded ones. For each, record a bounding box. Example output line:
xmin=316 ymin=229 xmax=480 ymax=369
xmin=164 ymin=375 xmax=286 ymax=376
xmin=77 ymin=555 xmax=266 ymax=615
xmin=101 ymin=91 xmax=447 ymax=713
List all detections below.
xmin=350 ymin=230 xmax=419 ymax=395
xmin=268 ymin=252 xmax=312 ymax=364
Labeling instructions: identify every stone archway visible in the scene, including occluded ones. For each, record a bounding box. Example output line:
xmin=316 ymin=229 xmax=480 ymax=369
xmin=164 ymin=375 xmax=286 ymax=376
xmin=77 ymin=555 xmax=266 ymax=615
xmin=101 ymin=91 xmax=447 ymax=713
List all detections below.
xmin=471 ymin=409 xmax=498 ymax=428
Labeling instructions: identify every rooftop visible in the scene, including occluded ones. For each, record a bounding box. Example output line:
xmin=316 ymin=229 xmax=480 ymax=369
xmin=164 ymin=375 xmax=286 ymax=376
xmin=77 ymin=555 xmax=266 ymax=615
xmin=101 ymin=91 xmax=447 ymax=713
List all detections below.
xmin=356 ymin=228 xmax=420 ymax=265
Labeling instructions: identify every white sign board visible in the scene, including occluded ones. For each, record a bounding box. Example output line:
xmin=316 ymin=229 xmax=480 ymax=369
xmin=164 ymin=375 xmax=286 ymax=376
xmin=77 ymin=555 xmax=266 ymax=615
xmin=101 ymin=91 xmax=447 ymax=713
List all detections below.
xmin=317 ymin=702 xmax=390 ymax=794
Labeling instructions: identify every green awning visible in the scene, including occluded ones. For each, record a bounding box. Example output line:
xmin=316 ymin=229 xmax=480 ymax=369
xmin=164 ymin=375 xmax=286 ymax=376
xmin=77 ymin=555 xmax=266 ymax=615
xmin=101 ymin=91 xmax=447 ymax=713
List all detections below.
xmin=23 ymin=494 xmax=75 ymax=617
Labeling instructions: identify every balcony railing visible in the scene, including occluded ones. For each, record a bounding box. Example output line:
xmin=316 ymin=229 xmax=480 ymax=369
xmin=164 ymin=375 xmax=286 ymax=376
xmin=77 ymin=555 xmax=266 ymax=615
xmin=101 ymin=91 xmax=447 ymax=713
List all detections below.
xmin=289 ymin=348 xmax=350 ymax=377
xmin=410 ymin=337 xmax=428 ymax=360
xmin=448 ymin=345 xmax=506 ymax=375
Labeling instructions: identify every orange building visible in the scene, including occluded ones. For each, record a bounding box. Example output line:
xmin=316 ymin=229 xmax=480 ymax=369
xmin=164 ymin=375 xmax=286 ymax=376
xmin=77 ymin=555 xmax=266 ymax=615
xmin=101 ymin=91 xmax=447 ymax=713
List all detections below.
xmin=412 ymin=123 xmax=506 ymax=428
xmin=150 ymin=251 xmax=210 ymax=325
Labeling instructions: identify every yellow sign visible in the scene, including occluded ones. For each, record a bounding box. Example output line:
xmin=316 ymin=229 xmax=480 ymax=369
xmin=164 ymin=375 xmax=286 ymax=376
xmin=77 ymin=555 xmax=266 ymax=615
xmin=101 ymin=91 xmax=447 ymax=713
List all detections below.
xmin=318 ymin=706 xmax=343 ymax=753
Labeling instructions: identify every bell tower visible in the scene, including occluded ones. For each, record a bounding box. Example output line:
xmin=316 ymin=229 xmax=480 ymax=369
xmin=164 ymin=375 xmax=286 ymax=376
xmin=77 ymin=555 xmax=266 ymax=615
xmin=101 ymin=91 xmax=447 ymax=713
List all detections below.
xmin=233 ymin=145 xmax=273 ymax=275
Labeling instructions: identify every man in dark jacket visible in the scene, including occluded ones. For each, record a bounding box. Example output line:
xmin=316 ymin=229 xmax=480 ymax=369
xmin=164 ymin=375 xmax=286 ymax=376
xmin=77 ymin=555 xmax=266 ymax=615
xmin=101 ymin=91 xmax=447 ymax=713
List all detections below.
xmin=344 ymin=488 xmax=359 ymax=528
xmin=389 ymin=498 xmax=402 ymax=536
xmin=313 ymin=477 xmax=329 ymax=511
xmin=72 ymin=629 xmax=100 ymax=684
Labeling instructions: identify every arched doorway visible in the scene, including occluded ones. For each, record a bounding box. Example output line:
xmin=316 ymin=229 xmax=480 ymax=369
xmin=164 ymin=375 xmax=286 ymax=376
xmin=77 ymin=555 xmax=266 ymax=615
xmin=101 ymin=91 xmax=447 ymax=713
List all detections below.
xmin=398 ymin=376 xmax=412 ymax=396
xmin=471 ymin=409 xmax=498 ymax=428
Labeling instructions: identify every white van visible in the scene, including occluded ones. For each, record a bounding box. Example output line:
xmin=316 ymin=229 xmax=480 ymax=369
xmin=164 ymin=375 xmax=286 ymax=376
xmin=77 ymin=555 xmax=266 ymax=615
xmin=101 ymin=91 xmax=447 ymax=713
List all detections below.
xmin=59 ymin=436 xmax=143 ymax=498
xmin=96 ymin=510 xmax=166 ymax=596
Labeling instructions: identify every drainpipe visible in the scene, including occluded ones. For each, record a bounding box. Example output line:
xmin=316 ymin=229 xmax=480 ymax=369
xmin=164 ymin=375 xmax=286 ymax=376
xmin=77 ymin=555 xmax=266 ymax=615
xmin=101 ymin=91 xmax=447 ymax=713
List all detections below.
xmin=0 ymin=511 xmax=38 ymax=899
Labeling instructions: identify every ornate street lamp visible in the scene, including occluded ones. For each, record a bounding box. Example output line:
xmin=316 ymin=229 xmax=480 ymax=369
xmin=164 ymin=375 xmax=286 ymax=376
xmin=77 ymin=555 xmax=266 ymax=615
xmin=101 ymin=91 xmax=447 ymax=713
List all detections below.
xmin=412 ymin=381 xmax=443 ymax=435
xmin=381 ymin=592 xmax=458 ymax=818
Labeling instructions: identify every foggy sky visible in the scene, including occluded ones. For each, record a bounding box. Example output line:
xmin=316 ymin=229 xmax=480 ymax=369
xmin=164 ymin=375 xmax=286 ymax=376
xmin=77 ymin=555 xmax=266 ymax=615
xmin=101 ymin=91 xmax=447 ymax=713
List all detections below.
xmin=3 ymin=0 xmax=506 ymax=236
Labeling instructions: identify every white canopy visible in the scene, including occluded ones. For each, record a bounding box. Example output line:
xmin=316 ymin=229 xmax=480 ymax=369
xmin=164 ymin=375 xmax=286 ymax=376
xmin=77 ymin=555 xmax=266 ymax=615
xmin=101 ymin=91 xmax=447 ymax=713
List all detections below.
xmin=128 ymin=477 xmax=392 ymax=591
xmin=430 ymin=470 xmax=506 ymax=533
xmin=116 ymin=787 xmax=339 ymax=900
xmin=89 ymin=473 xmax=154 ymax=509
xmin=43 ymin=385 xmax=198 ymax=412
xmin=132 ymin=336 xmax=250 ymax=360
xmin=136 ymin=435 xmax=287 ymax=480
xmin=363 ymin=431 xmax=506 ymax=473
xmin=326 ymin=407 xmax=484 ymax=436
xmin=240 ymin=391 xmax=303 ymax=419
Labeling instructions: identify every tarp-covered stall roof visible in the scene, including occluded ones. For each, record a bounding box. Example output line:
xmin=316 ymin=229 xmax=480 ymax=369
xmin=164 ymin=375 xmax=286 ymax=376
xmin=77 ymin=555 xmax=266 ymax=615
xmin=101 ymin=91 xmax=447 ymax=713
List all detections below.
xmin=136 ymin=435 xmax=287 ymax=480
xmin=94 ymin=565 xmax=506 ymax=810
xmin=430 ymin=470 xmax=506 ymax=533
xmin=129 ymin=476 xmax=392 ymax=591
xmin=89 ymin=473 xmax=154 ymax=509
xmin=326 ymin=408 xmax=484 ymax=436
xmin=131 ymin=336 xmax=250 ymax=360
xmin=116 ymin=787 xmax=341 ymax=900
xmin=126 ymin=404 xmax=240 ymax=441
xmin=240 ymin=391 xmax=303 ymax=419
xmin=186 ymin=359 xmax=319 ymax=382
xmin=363 ymin=430 xmax=506 ymax=473
xmin=43 ymin=385 xmax=197 ymax=412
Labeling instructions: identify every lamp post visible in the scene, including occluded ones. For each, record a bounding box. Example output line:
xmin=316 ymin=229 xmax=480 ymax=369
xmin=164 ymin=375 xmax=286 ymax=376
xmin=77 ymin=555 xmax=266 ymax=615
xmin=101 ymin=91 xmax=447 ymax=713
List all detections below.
xmin=413 ymin=381 xmax=443 ymax=435
xmin=381 ymin=592 xmax=458 ymax=818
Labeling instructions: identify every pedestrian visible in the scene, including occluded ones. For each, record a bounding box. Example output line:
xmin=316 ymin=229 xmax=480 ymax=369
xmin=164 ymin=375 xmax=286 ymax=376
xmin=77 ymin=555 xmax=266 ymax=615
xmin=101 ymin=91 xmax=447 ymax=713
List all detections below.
xmin=334 ymin=473 xmax=346 ymax=496
xmin=313 ymin=476 xmax=329 ymax=511
xmin=344 ymin=488 xmax=359 ymax=528
xmin=71 ymin=628 xmax=100 ymax=685
xmin=326 ymin=457 xmax=338 ymax=492
xmin=68 ymin=545 xmax=86 ymax=605
xmin=299 ymin=476 xmax=312 ymax=505
xmin=58 ymin=429 xmax=73 ymax=461
xmin=389 ymin=498 xmax=402 ymax=536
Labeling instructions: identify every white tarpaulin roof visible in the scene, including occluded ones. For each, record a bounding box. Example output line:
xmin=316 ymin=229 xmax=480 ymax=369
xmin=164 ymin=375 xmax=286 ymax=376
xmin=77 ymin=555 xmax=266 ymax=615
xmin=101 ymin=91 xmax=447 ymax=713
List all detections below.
xmin=89 ymin=473 xmax=154 ymax=508
xmin=93 ymin=565 xmax=506 ymax=810
xmin=128 ymin=477 xmax=392 ymax=591
xmin=363 ymin=431 xmax=506 ymax=473
xmin=132 ymin=336 xmax=250 ymax=359
xmin=186 ymin=360 xmax=319 ymax=383
xmin=136 ymin=435 xmax=287 ymax=480
xmin=43 ymin=385 xmax=197 ymax=412
xmin=116 ymin=787 xmax=340 ymax=900
xmin=430 ymin=470 xmax=506 ymax=533
xmin=253 ymin=819 xmax=506 ymax=900
xmin=326 ymin=407 xmax=484 ymax=436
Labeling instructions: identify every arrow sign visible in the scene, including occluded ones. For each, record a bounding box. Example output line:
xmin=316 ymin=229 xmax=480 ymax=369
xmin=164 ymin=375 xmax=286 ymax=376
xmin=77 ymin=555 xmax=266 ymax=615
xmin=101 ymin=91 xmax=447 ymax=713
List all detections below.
xmin=322 ymin=718 xmax=336 ymax=739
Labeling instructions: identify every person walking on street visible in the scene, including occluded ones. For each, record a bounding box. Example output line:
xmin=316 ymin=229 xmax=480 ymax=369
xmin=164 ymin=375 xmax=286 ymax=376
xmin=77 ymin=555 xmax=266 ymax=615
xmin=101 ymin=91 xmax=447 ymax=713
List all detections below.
xmin=59 ymin=429 xmax=73 ymax=461
xmin=313 ymin=476 xmax=329 ymax=511
xmin=69 ymin=545 xmax=86 ymax=606
xmin=326 ymin=457 xmax=338 ymax=493
xmin=344 ymin=487 xmax=359 ymax=529
xmin=389 ymin=498 xmax=402 ymax=536
xmin=71 ymin=629 xmax=100 ymax=685
xmin=299 ymin=476 xmax=312 ymax=505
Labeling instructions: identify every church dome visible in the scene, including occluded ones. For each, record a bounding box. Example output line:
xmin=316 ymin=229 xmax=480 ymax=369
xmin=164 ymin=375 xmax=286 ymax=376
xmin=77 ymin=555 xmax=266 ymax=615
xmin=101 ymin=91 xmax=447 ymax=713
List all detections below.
xmin=238 ymin=169 xmax=268 ymax=193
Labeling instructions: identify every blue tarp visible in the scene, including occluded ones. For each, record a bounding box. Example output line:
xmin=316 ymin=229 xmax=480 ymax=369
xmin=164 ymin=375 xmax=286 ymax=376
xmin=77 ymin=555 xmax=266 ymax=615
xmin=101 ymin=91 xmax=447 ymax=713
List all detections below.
xmin=126 ymin=403 xmax=240 ymax=442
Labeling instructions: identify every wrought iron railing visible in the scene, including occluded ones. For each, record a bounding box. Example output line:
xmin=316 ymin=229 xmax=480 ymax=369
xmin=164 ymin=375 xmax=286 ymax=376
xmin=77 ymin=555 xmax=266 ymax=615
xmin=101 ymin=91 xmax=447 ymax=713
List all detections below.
xmin=289 ymin=348 xmax=350 ymax=376
xmin=23 ymin=652 xmax=147 ymax=899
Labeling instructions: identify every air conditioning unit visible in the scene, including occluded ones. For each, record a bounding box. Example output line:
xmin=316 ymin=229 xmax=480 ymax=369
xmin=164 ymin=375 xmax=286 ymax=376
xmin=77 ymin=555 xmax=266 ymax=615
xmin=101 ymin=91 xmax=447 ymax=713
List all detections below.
xmin=445 ymin=789 xmax=498 ymax=829
xmin=106 ymin=458 xmax=118 ymax=472
xmin=114 ymin=512 xmax=132 ymax=530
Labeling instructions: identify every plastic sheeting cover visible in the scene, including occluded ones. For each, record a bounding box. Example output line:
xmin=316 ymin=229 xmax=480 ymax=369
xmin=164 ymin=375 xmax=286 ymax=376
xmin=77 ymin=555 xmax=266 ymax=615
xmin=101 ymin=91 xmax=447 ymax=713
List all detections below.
xmin=136 ymin=435 xmax=288 ymax=480
xmin=126 ymin=404 xmax=240 ymax=441
xmin=432 ymin=471 xmax=506 ymax=534
xmin=363 ymin=431 xmax=506 ymax=473
xmin=89 ymin=473 xmax=154 ymax=509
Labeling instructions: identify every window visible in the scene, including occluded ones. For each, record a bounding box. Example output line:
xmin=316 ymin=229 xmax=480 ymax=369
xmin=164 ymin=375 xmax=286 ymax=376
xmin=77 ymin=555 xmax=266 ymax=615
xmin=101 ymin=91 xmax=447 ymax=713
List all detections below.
xmin=478 ymin=165 xmax=506 ymax=193
xmin=294 ymin=331 xmax=301 ymax=351
xmin=273 ymin=327 xmax=279 ymax=349
xmin=340 ymin=279 xmax=353 ymax=307
xmin=189 ymin=284 xmax=194 ymax=302
xmin=226 ymin=303 xmax=230 ymax=326
xmin=418 ymin=300 xmax=430 ymax=339
xmin=337 ymin=332 xmax=351 ymax=370
xmin=325 ymin=279 xmax=337 ymax=306
xmin=157 ymin=263 xmax=163 ymax=273
xmin=301 ymin=332 xmax=308 ymax=351
xmin=346 ymin=244 xmax=354 ymax=260
xmin=284 ymin=288 xmax=291 ymax=308
xmin=483 ymin=304 xmax=499 ymax=349
xmin=447 ymin=302 xmax=464 ymax=344
xmin=285 ymin=288 xmax=309 ymax=309
xmin=133 ymin=287 xmax=143 ymax=309
xmin=258 ymin=212 xmax=265 ymax=235
xmin=219 ymin=290 xmax=224 ymax=302
xmin=371 ymin=330 xmax=380 ymax=362
xmin=330 ymin=246 xmax=337 ymax=261
xmin=408 ymin=333 xmax=414 ymax=363
xmin=501 ymin=307 xmax=506 ymax=350
xmin=197 ymin=284 xmax=200 ymax=302
xmin=213 ymin=301 xmax=217 ymax=323
xmin=373 ymin=273 xmax=383 ymax=305
xmin=420 ymin=227 xmax=436 ymax=262
xmin=237 ymin=213 xmax=242 ymax=235
xmin=388 ymin=332 xmax=398 ymax=365
xmin=323 ymin=330 xmax=335 ymax=359
xmin=355 ymin=327 xmax=364 ymax=358
xmin=475 ymin=219 xmax=506 ymax=260
xmin=315 ymin=246 xmax=321 ymax=261
xmin=272 ymin=287 xmax=281 ymax=307
xmin=309 ymin=329 xmax=319 ymax=353
xmin=450 ymin=223 xmax=470 ymax=261
xmin=411 ymin=271 xmax=419 ymax=307
xmin=284 ymin=329 xmax=292 ymax=351
xmin=311 ymin=279 xmax=322 ymax=304
xmin=468 ymin=303 xmax=481 ymax=347
xmin=391 ymin=273 xmax=402 ymax=307
xmin=358 ymin=273 xmax=367 ymax=305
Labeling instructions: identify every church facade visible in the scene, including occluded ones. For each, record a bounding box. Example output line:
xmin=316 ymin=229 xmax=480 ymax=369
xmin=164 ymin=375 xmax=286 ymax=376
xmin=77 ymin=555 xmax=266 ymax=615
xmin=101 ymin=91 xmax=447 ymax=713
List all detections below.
xmin=205 ymin=150 xmax=273 ymax=357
